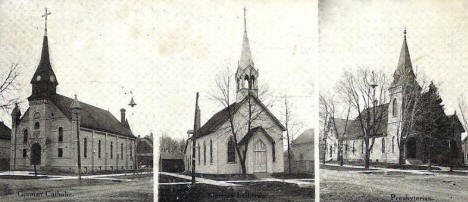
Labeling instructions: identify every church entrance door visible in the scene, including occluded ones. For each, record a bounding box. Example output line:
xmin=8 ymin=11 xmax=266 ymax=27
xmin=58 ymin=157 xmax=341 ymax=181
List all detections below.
xmin=254 ymin=140 xmax=267 ymax=173
xmin=407 ymin=137 xmax=416 ymax=159
xmin=31 ymin=143 xmax=41 ymax=166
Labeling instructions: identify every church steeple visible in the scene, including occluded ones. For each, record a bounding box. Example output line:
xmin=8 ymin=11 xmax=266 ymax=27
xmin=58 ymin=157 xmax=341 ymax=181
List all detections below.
xmin=239 ymin=8 xmax=254 ymax=69
xmin=392 ymin=28 xmax=415 ymax=86
xmin=29 ymin=8 xmax=58 ymax=101
xmin=235 ymin=8 xmax=259 ymax=102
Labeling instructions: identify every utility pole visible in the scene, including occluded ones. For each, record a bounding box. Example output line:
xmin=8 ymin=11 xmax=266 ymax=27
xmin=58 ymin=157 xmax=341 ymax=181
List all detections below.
xmin=191 ymin=92 xmax=199 ymax=185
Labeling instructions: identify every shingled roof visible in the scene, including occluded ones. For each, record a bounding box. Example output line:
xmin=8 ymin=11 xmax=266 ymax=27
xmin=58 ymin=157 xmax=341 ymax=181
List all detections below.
xmin=292 ymin=128 xmax=314 ymax=145
xmin=0 ymin=122 xmax=11 ymax=140
xmin=50 ymin=94 xmax=135 ymax=138
xmin=193 ymin=95 xmax=286 ymax=140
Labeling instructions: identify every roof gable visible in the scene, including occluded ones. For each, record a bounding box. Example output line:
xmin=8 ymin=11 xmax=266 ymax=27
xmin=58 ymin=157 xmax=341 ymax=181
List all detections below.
xmin=293 ymin=128 xmax=314 ymax=145
xmin=194 ymin=95 xmax=285 ymax=139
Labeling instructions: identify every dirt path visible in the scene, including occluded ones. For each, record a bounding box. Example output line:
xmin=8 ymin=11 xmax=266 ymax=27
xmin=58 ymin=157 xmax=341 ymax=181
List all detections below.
xmin=321 ymin=168 xmax=468 ymax=201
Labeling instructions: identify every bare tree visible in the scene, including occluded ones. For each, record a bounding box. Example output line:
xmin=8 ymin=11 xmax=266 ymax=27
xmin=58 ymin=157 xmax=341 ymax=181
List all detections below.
xmin=210 ymin=67 xmax=272 ymax=175
xmin=336 ymin=68 xmax=389 ymax=169
xmin=321 ymin=92 xmax=352 ymax=167
xmin=319 ymin=94 xmax=330 ymax=165
xmin=0 ymin=64 xmax=22 ymax=111
xmin=282 ymin=95 xmax=303 ymax=173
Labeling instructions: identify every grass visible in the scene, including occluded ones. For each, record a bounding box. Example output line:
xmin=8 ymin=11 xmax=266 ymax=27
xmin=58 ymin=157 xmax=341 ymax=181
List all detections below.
xmin=321 ymin=181 xmax=390 ymax=202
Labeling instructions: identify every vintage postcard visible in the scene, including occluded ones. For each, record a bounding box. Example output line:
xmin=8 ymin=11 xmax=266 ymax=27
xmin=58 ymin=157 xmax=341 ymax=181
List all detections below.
xmin=319 ymin=0 xmax=468 ymax=201
xmin=0 ymin=1 xmax=155 ymax=201
xmin=156 ymin=0 xmax=316 ymax=201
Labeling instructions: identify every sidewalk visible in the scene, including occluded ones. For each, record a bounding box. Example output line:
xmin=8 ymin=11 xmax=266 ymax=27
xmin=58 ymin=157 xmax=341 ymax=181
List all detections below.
xmin=159 ymin=172 xmax=314 ymax=187
xmin=0 ymin=170 xmax=153 ymax=181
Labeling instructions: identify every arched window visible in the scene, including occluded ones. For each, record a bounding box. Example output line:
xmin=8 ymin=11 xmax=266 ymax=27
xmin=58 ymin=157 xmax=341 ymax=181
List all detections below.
xmin=382 ymin=138 xmax=385 ymax=153
xmin=352 ymin=141 xmax=355 ymax=154
xmin=203 ymin=141 xmax=206 ymax=165
xmin=227 ymin=137 xmax=236 ymax=163
xmin=392 ymin=98 xmax=398 ymax=117
xmin=329 ymin=145 xmax=333 ymax=157
xmin=272 ymin=142 xmax=276 ymax=162
xmin=34 ymin=122 xmax=40 ymax=130
xmin=58 ymin=127 xmax=63 ymax=142
xmin=244 ymin=75 xmax=249 ymax=89
xmin=209 ymin=139 xmax=213 ymax=164
xmin=98 ymin=140 xmax=101 ymax=158
xmin=197 ymin=143 xmax=200 ymax=165
xmin=121 ymin=143 xmax=124 ymax=160
xmin=84 ymin=138 xmax=87 ymax=158
xmin=251 ymin=76 xmax=255 ymax=89
xmin=392 ymin=136 xmax=395 ymax=153
xmin=110 ymin=142 xmax=113 ymax=159
xmin=23 ymin=130 xmax=28 ymax=143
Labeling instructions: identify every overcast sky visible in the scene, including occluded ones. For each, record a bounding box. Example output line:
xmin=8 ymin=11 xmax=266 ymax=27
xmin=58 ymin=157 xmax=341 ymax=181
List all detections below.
xmin=157 ymin=0 xmax=317 ymax=141
xmin=0 ymin=0 xmax=157 ymax=137
xmin=319 ymin=0 xmax=468 ymax=138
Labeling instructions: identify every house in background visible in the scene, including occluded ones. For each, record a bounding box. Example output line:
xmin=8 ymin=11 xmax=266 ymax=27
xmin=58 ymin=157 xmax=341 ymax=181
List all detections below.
xmin=0 ymin=122 xmax=11 ymax=170
xmin=136 ymin=134 xmax=153 ymax=168
xmin=284 ymin=129 xmax=314 ymax=173
xmin=159 ymin=151 xmax=184 ymax=172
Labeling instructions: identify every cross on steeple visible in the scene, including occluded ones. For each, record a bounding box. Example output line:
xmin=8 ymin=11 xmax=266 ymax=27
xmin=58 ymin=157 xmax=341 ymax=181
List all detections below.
xmin=42 ymin=8 xmax=52 ymax=36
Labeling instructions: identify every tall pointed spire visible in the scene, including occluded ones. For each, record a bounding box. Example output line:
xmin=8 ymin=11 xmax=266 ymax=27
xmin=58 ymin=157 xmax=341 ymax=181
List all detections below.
xmin=29 ymin=8 xmax=58 ymax=101
xmin=393 ymin=28 xmax=415 ymax=86
xmin=239 ymin=7 xmax=254 ymax=69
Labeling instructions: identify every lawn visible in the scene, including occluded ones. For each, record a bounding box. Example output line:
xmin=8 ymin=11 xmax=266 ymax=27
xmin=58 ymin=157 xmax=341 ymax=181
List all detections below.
xmin=158 ymin=174 xmax=314 ymax=201
xmin=321 ymin=181 xmax=391 ymax=202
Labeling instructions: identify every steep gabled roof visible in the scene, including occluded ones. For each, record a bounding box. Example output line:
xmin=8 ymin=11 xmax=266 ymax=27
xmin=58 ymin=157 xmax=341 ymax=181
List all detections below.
xmin=292 ymin=128 xmax=314 ymax=145
xmin=447 ymin=114 xmax=466 ymax=133
xmin=0 ymin=122 xmax=11 ymax=140
xmin=194 ymin=95 xmax=285 ymax=140
xmin=51 ymin=94 xmax=135 ymax=138
xmin=238 ymin=126 xmax=275 ymax=145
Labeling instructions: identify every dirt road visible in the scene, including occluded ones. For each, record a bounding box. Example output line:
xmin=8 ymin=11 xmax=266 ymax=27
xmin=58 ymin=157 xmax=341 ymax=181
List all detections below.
xmin=321 ymin=168 xmax=468 ymax=201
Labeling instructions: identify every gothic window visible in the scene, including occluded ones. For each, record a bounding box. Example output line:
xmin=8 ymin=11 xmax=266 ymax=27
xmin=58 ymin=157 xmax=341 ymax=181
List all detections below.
xmin=382 ymin=138 xmax=385 ymax=153
xmin=392 ymin=136 xmax=395 ymax=153
xmin=210 ymin=139 xmax=213 ymax=164
xmin=58 ymin=148 xmax=63 ymax=157
xmin=203 ymin=141 xmax=206 ymax=165
xmin=251 ymin=76 xmax=255 ymax=89
xmin=197 ymin=143 xmax=200 ymax=165
xmin=23 ymin=149 xmax=27 ymax=158
xmin=244 ymin=75 xmax=249 ymax=89
xmin=130 ymin=143 xmax=133 ymax=160
xmin=34 ymin=122 xmax=40 ymax=130
xmin=98 ymin=140 xmax=101 ymax=158
xmin=23 ymin=130 xmax=28 ymax=143
xmin=329 ymin=145 xmax=333 ymax=157
xmin=352 ymin=141 xmax=355 ymax=154
xmin=110 ymin=142 xmax=113 ymax=159
xmin=84 ymin=138 xmax=87 ymax=158
xmin=272 ymin=142 xmax=276 ymax=162
xmin=392 ymin=98 xmax=398 ymax=117
xmin=58 ymin=127 xmax=63 ymax=142
xmin=300 ymin=153 xmax=304 ymax=160
xmin=227 ymin=137 xmax=236 ymax=163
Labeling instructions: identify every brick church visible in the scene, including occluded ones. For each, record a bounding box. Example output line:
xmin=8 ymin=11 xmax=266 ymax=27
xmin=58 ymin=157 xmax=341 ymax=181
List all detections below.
xmin=325 ymin=30 xmax=465 ymax=165
xmin=184 ymin=10 xmax=285 ymax=174
xmin=9 ymin=13 xmax=137 ymax=173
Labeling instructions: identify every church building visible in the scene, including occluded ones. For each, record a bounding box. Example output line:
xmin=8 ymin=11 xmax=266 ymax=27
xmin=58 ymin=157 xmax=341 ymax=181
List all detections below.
xmin=184 ymin=10 xmax=286 ymax=174
xmin=325 ymin=30 xmax=465 ymax=165
xmin=9 ymin=12 xmax=137 ymax=173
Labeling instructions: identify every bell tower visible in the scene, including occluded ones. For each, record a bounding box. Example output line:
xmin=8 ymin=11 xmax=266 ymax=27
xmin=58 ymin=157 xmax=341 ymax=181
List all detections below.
xmin=235 ymin=8 xmax=259 ymax=102
xmin=28 ymin=8 xmax=58 ymax=101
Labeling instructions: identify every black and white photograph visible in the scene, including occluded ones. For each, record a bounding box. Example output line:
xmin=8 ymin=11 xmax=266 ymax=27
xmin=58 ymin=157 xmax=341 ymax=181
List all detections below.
xmin=0 ymin=1 xmax=155 ymax=201
xmin=319 ymin=0 xmax=468 ymax=201
xmin=156 ymin=0 xmax=316 ymax=201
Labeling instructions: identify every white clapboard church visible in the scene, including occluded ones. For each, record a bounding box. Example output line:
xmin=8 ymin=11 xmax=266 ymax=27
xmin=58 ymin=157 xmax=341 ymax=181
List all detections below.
xmin=184 ymin=10 xmax=286 ymax=175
